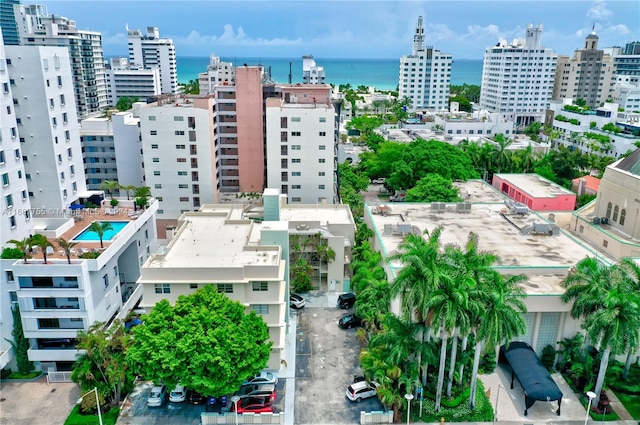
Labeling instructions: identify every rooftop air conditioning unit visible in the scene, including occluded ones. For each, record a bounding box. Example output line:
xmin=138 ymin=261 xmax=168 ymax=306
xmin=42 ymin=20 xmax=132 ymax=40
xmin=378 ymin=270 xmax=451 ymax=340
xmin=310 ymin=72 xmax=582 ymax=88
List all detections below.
xmin=593 ymin=217 xmax=601 ymax=225
xmin=600 ymin=217 xmax=609 ymax=225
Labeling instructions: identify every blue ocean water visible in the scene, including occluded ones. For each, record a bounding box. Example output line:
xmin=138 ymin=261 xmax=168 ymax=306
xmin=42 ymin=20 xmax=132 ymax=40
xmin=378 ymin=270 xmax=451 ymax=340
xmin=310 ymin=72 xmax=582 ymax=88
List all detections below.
xmin=177 ymin=57 xmax=483 ymax=90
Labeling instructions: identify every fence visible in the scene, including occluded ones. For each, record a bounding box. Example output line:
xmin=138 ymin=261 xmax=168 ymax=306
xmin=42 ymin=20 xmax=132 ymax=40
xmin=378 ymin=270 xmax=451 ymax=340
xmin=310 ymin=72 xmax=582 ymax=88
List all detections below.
xmin=360 ymin=410 xmax=393 ymax=424
xmin=201 ymin=412 xmax=285 ymax=424
xmin=46 ymin=370 xmax=73 ymax=383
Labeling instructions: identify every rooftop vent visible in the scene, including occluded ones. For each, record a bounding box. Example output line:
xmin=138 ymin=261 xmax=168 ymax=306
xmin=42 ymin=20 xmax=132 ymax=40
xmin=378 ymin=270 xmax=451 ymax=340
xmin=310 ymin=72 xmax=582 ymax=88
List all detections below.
xmin=296 ymin=224 xmax=309 ymax=230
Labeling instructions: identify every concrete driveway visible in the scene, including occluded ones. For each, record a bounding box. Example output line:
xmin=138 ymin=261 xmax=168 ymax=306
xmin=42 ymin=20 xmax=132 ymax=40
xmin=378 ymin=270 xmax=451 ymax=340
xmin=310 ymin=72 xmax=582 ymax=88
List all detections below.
xmin=294 ymin=304 xmax=384 ymax=424
xmin=0 ymin=376 xmax=79 ymax=425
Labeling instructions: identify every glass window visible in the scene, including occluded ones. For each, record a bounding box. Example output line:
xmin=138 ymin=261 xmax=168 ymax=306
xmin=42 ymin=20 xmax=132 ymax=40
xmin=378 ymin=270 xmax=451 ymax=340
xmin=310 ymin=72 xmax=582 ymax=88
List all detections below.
xmin=619 ymin=209 xmax=626 ymax=226
xmin=606 ymin=202 xmax=612 ymax=218
xmin=613 ymin=205 xmax=619 ymax=222
xmin=216 ymin=283 xmax=233 ymax=293
xmin=253 ymin=305 xmax=269 ymax=314
xmin=154 ymin=283 xmax=170 ymax=294
xmin=252 ymin=281 xmax=268 ymax=291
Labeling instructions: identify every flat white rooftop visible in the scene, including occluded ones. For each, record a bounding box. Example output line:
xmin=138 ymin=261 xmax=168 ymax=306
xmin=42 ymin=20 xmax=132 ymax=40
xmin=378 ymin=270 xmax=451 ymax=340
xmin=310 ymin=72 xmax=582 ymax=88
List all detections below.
xmin=495 ymin=173 xmax=574 ymax=198
xmin=146 ymin=212 xmax=279 ymax=269
xmin=366 ymin=202 xmax=599 ymax=295
xmin=454 ymin=180 xmax=507 ymax=203
xmin=279 ymin=204 xmax=353 ymax=225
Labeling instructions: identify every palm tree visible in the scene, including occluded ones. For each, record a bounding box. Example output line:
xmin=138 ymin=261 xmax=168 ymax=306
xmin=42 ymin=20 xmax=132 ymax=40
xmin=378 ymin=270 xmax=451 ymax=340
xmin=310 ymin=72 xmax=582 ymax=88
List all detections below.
xmin=561 ymin=257 xmax=615 ymax=325
xmin=518 ymin=144 xmax=537 ymax=173
xmin=8 ymin=237 xmax=32 ymax=263
xmin=88 ymin=221 xmax=114 ymax=248
xmin=133 ymin=186 xmax=152 ymax=210
xmin=493 ymin=134 xmax=513 ymax=173
xmin=30 ymin=234 xmax=54 ymax=263
xmin=583 ymin=272 xmax=640 ymax=406
xmin=120 ymin=184 xmax=137 ymax=201
xmin=618 ymin=258 xmax=640 ymax=380
xmin=100 ymin=180 xmax=120 ymax=200
xmin=57 ymin=237 xmax=78 ymax=264
xmin=469 ymin=273 xmax=527 ymax=409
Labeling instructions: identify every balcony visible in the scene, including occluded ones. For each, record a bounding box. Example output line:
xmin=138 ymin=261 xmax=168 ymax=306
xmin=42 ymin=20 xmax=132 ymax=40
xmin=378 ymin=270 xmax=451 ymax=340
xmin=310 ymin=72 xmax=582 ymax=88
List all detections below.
xmin=28 ymin=347 xmax=83 ymax=362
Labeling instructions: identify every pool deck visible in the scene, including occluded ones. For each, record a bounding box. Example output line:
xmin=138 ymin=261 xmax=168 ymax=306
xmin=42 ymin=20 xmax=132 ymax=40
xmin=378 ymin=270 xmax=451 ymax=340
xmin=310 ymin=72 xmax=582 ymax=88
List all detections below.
xmin=31 ymin=207 xmax=142 ymax=260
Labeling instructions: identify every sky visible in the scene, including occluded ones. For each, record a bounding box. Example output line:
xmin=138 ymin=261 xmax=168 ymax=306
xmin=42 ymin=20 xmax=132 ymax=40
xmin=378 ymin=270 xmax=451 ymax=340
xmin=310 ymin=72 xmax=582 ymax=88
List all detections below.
xmin=41 ymin=0 xmax=640 ymax=59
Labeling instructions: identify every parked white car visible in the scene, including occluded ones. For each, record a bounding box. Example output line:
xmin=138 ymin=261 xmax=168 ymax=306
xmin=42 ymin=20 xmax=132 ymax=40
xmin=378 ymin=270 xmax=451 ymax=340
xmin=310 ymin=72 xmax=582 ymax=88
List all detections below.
xmin=147 ymin=384 xmax=166 ymax=407
xmin=169 ymin=384 xmax=187 ymax=402
xmin=345 ymin=381 xmax=379 ymax=402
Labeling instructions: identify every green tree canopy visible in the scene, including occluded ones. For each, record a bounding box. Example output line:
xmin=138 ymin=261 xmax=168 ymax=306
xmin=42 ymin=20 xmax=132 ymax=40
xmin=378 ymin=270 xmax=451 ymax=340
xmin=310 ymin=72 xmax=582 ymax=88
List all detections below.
xmin=449 ymin=96 xmax=472 ymax=113
xmin=346 ymin=115 xmax=384 ymax=138
xmin=126 ymin=285 xmax=271 ymax=397
xmin=405 ymin=174 xmax=461 ymax=202
xmin=115 ymin=96 xmax=140 ymax=112
xmin=449 ymin=84 xmax=481 ymax=103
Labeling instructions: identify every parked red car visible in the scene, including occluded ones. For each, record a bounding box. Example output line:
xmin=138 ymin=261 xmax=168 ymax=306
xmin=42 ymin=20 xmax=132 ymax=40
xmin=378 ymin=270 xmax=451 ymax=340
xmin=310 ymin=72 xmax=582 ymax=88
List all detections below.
xmin=233 ymin=397 xmax=274 ymax=414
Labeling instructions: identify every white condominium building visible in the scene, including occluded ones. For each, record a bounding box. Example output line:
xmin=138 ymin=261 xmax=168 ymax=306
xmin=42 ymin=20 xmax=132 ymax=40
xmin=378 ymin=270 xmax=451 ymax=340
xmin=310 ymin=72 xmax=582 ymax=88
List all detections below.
xmin=127 ymin=26 xmax=178 ymax=95
xmin=0 ymin=34 xmax=33 ymax=245
xmin=16 ymin=4 xmax=108 ymax=118
xmin=479 ymin=24 xmax=558 ymax=126
xmin=398 ymin=16 xmax=452 ymax=111
xmin=302 ymin=55 xmax=325 ymax=84
xmin=265 ymin=85 xmax=337 ymax=204
xmin=4 ymin=44 xmax=88 ymax=211
xmin=553 ymin=31 xmax=615 ymax=109
xmin=105 ymin=57 xmax=161 ymax=106
xmin=140 ymin=96 xmax=217 ymax=232
xmin=198 ymin=53 xmax=234 ymax=94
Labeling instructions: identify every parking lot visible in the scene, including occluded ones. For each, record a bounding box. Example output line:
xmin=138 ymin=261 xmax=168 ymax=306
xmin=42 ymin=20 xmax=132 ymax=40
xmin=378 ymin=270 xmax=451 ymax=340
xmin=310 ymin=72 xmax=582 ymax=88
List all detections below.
xmin=117 ymin=380 xmax=286 ymax=425
xmin=294 ymin=305 xmax=384 ymax=424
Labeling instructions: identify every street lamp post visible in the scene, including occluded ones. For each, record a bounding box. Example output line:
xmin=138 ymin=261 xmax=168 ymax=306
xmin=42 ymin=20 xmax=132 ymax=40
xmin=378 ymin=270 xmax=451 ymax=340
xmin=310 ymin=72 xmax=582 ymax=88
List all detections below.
xmin=585 ymin=391 xmax=596 ymax=425
xmin=404 ymin=393 xmax=414 ymax=425
xmin=77 ymin=387 xmax=103 ymax=425
xmin=231 ymin=395 xmax=240 ymax=425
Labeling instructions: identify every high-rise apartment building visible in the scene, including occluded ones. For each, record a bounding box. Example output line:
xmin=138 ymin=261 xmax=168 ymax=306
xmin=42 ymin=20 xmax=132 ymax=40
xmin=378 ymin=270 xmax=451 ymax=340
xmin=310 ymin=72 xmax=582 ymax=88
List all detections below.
xmin=553 ymin=31 xmax=615 ymax=109
xmin=302 ymin=55 xmax=325 ymax=84
xmin=4 ymin=44 xmax=88 ymax=210
xmin=140 ymin=96 xmax=217 ymax=233
xmin=0 ymin=33 xmax=33 ymax=245
xmin=398 ymin=16 xmax=452 ymax=111
xmin=1 ymin=0 xmax=21 ymax=46
xmin=105 ymin=58 xmax=162 ymax=106
xmin=624 ymin=41 xmax=640 ymax=56
xmin=15 ymin=4 xmax=108 ymax=118
xmin=265 ymin=85 xmax=336 ymax=204
xmin=479 ymin=24 xmax=558 ymax=126
xmin=127 ymin=26 xmax=178 ymax=94
xmin=198 ymin=53 xmax=234 ymax=94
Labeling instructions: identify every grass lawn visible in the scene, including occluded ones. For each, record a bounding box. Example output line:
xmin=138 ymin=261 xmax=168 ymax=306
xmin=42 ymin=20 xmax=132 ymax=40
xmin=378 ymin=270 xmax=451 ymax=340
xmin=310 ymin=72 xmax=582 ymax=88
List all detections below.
xmin=64 ymin=405 xmax=120 ymax=425
xmin=617 ymin=393 xmax=640 ymax=420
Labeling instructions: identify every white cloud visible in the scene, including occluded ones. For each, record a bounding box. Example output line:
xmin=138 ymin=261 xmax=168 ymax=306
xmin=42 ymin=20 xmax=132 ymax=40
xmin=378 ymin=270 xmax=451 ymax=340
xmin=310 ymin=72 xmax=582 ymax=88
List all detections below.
xmin=586 ymin=0 xmax=613 ymax=21
xmin=171 ymin=26 xmax=303 ymax=48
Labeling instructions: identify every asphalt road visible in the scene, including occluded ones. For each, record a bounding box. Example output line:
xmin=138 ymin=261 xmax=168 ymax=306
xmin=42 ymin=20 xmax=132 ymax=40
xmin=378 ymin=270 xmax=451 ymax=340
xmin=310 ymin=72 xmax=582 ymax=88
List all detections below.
xmin=294 ymin=307 xmax=384 ymax=424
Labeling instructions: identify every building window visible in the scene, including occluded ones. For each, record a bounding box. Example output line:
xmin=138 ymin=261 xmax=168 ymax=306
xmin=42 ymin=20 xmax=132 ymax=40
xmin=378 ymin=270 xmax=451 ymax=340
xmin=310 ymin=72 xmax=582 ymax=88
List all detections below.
xmin=174 ymin=116 xmax=184 ymax=121
xmin=150 ymin=131 xmax=157 ymax=136
xmin=153 ymin=171 xmax=161 ymax=176
xmin=253 ymin=304 xmax=269 ymax=314
xmin=9 ymin=291 xmax=17 ymax=302
xmin=176 ymin=144 xmax=186 ymax=149
xmin=175 ymin=130 xmax=185 ymax=136
xmin=602 ymin=240 xmax=608 ymax=248
xmin=148 ymin=116 xmax=156 ymax=121
xmin=318 ymin=185 xmax=325 ymax=189
xmin=292 ymin=172 xmax=301 ymax=176
xmin=178 ymin=184 xmax=188 ymax=189
xmin=178 ymin=171 xmax=187 ymax=176
xmin=103 ymin=274 xmax=109 ymax=288
xmin=319 ymin=159 xmax=325 ymax=163
xmin=154 ymin=184 xmax=162 ymax=189
xmin=38 ymin=318 xmax=60 ymax=329
xmin=177 ymin=158 xmax=187 ymax=163
xmin=292 ymin=185 xmax=301 ymax=189
xmin=291 ymin=117 xmax=301 ymax=122
xmin=280 ymin=117 xmax=287 ymax=128
xmin=152 ymin=158 xmax=159 ymax=162
xmin=319 ymin=131 xmax=326 ymax=136
xmin=606 ymin=202 xmax=612 ymax=218
xmin=292 ymin=197 xmax=301 ymax=202
xmin=252 ymin=281 xmax=268 ymax=291
xmin=619 ymin=209 xmax=626 ymax=226
xmin=2 ymin=173 xmax=9 ymax=186
xmin=216 ymin=283 xmax=233 ymax=293
xmin=153 ymin=284 xmax=170 ymax=294
xmin=179 ymin=197 xmax=189 ymax=202
xmin=291 ymin=145 xmax=301 ymax=150
xmin=291 ymin=158 xmax=301 ymax=163
xmin=190 ymin=283 xmax=198 ymax=289
xmin=318 ymin=172 xmax=325 ymax=176
xmin=319 ymin=145 xmax=326 ymax=150
xmin=6 ymin=271 xmax=14 ymax=281
xmin=319 ymin=117 xmax=326 ymax=122
xmin=291 ymin=131 xmax=301 ymax=137
xmin=613 ymin=205 xmax=619 ymax=222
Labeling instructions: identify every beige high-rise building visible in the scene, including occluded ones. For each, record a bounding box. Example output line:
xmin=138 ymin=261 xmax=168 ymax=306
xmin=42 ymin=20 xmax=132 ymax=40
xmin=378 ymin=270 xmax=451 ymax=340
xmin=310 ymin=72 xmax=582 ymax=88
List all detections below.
xmin=553 ymin=31 xmax=615 ymax=109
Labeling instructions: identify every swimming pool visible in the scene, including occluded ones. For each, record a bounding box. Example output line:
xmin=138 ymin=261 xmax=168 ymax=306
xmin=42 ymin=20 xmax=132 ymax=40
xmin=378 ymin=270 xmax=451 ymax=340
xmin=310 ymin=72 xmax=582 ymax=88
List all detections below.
xmin=73 ymin=221 xmax=128 ymax=242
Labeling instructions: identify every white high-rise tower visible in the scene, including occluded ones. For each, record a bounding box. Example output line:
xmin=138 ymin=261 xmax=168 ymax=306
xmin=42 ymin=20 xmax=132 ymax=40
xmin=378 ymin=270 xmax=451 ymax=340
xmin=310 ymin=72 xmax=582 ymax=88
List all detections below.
xmin=398 ymin=16 xmax=452 ymax=111
xmin=479 ymin=24 xmax=558 ymax=126
xmin=127 ymin=26 xmax=178 ymax=94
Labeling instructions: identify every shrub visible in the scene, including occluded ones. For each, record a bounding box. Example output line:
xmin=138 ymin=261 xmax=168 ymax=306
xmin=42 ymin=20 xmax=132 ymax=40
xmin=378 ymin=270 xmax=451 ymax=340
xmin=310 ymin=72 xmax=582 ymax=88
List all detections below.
xmin=1 ymin=368 xmax=12 ymax=379
xmin=569 ymin=118 xmax=580 ymax=125
xmin=110 ymin=199 xmax=119 ymax=207
xmin=555 ymin=115 xmax=569 ymax=122
xmin=79 ymin=251 xmax=100 ymax=259
xmin=8 ymin=371 xmax=41 ymax=379
xmin=541 ymin=345 xmax=556 ymax=371
xmin=479 ymin=350 xmax=497 ymax=373
xmin=417 ymin=380 xmax=493 ymax=422
xmin=1 ymin=247 xmax=25 ymax=259
xmin=65 ymin=405 xmax=120 ymax=425
xmin=84 ymin=201 xmax=98 ymax=209
xmin=590 ymin=122 xmax=597 ymax=129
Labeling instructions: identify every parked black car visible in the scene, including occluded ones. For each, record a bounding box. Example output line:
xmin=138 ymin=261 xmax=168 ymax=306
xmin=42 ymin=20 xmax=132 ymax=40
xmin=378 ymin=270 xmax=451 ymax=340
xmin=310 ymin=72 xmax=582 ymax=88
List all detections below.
xmin=337 ymin=292 xmax=356 ymax=309
xmin=338 ymin=313 xmax=362 ymax=329
xmin=188 ymin=391 xmax=205 ymax=405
